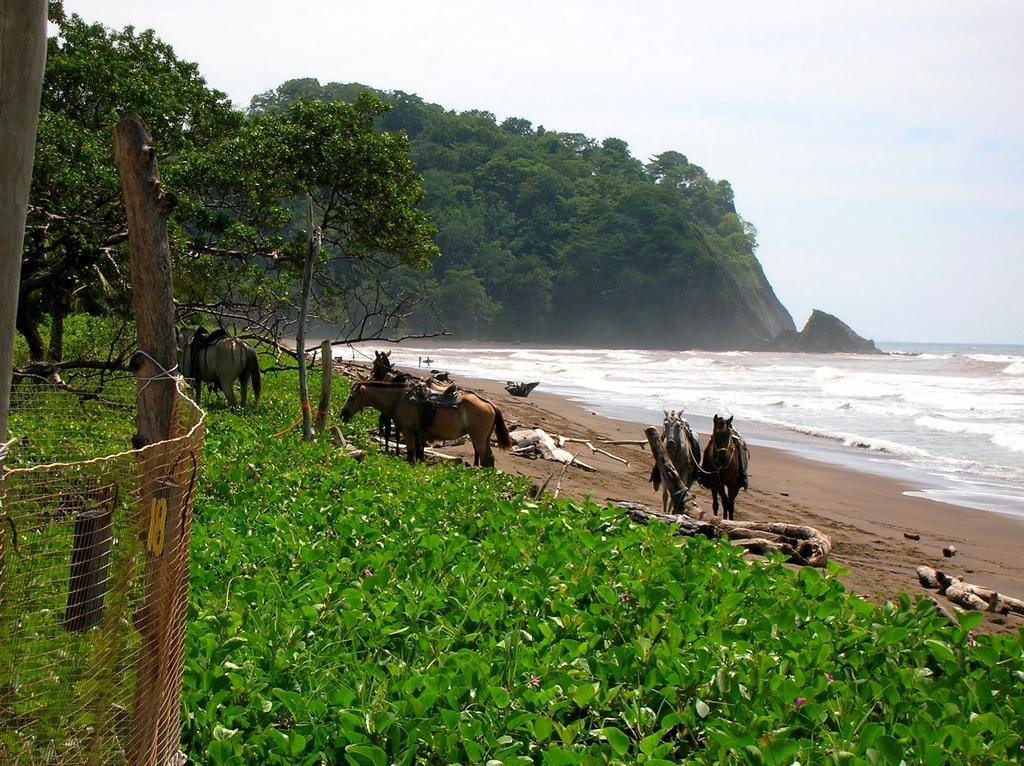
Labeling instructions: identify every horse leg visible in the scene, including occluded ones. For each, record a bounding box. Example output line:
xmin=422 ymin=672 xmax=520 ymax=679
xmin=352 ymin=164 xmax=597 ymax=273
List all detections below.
xmin=711 ymin=486 xmax=720 ymax=517
xmin=239 ymin=371 xmax=249 ymax=408
xmin=221 ymin=373 xmax=238 ymax=408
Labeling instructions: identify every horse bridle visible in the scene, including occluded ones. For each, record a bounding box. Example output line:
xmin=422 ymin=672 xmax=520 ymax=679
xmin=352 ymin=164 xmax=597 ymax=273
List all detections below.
xmin=708 ymin=427 xmax=735 ymax=473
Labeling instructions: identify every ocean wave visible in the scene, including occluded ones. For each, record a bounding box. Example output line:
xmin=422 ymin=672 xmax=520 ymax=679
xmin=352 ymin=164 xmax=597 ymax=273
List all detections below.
xmin=991 ymin=432 xmax=1024 ymax=454
xmin=968 ymin=353 xmax=1024 ymax=364
xmin=749 ymin=416 xmax=934 ymax=458
xmin=916 ymin=416 xmax=1024 ymax=454
xmin=1002 ymin=361 xmax=1024 ymax=376
xmin=813 ymin=366 xmax=846 ymax=380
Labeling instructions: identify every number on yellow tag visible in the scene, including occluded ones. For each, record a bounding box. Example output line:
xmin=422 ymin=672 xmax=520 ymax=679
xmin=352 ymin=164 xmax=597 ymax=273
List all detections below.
xmin=147 ymin=497 xmax=167 ymax=556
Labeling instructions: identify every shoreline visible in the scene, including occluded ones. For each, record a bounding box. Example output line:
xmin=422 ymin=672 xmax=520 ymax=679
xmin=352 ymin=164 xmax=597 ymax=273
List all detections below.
xmin=396 ymin=368 xmax=1024 ymax=632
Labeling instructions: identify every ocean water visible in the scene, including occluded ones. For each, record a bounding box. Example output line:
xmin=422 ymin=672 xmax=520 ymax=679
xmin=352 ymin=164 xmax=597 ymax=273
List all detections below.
xmin=346 ymin=342 xmax=1024 ymax=520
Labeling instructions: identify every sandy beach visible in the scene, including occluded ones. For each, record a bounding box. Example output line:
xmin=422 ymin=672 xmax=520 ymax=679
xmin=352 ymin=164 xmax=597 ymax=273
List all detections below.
xmin=375 ymin=369 xmax=1024 ymax=633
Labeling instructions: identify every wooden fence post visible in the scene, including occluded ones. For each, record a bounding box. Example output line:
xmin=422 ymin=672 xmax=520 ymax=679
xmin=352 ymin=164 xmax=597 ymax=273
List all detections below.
xmin=315 ymin=338 xmax=332 ymax=435
xmin=0 ymin=0 xmax=47 ymax=449
xmin=115 ymin=112 xmax=187 ymax=766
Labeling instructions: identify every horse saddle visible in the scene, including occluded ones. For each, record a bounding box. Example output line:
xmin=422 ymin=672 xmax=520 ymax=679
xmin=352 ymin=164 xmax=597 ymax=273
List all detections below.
xmin=188 ymin=327 xmax=229 ymax=389
xmin=411 ymin=383 xmax=461 ymax=409
xmin=407 ymin=383 xmax=461 ymax=434
xmin=191 ymin=327 xmax=228 ymax=350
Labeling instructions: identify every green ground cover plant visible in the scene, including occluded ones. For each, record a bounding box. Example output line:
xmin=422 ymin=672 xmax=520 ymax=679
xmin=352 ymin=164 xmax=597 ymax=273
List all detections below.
xmin=182 ymin=370 xmax=1024 ymax=765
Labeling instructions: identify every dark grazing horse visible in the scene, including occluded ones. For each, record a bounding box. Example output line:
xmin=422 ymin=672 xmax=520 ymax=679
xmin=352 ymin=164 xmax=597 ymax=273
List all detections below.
xmin=340 ymin=380 xmax=512 ymax=466
xmin=177 ymin=327 xmax=261 ymax=408
xmin=698 ymin=414 xmax=747 ymax=520
xmin=371 ymin=350 xmax=411 ymax=454
xmin=649 ymin=410 xmax=703 ymax=513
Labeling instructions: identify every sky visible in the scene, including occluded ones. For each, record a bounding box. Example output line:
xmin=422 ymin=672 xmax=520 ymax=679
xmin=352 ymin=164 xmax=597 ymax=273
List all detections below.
xmin=63 ymin=1 xmax=1024 ymax=344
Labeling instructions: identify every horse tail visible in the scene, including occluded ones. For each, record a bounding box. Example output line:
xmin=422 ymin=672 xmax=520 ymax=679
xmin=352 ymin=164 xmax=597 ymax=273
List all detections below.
xmin=248 ymin=347 xmax=262 ymax=405
xmin=492 ymin=407 xmax=513 ymax=449
xmin=695 ymin=440 xmax=714 ymax=489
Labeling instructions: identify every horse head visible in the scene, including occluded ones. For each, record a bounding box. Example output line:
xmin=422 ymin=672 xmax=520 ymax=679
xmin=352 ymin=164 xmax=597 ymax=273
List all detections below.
xmin=372 ymin=351 xmax=394 ymax=381
xmin=711 ymin=414 xmax=734 ymax=455
xmin=340 ymin=382 xmax=369 ymax=422
xmin=662 ymin=410 xmax=684 ymax=452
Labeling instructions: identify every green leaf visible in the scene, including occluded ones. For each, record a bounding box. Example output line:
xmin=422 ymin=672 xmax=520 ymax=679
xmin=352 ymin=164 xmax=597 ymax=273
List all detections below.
xmin=695 ymin=699 xmax=711 ymax=718
xmin=925 ymin=638 xmax=956 ymax=662
xmin=345 ymin=743 xmax=388 ymax=766
xmin=572 ymin=682 xmax=597 ymax=707
xmin=490 ymin=685 xmax=511 ymax=708
xmin=601 ymin=726 xmax=630 ymax=756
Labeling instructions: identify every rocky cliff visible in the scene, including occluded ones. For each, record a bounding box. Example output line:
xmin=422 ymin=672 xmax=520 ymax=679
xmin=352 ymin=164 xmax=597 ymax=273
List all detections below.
xmin=758 ymin=310 xmax=880 ymax=353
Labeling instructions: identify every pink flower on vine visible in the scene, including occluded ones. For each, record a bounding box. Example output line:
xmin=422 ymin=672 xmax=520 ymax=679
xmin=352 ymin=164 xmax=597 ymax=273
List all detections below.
xmin=362 ymin=568 xmax=373 ymax=578
xmin=794 ymin=697 xmax=807 ymax=709
xmin=824 ymin=672 xmax=834 ymax=683
xmin=530 ymin=675 xmax=542 ymax=687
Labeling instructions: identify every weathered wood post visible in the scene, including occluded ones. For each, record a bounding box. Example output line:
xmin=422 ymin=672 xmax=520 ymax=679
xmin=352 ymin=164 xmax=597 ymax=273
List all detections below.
xmin=644 ymin=426 xmax=687 ymax=514
xmin=63 ymin=485 xmax=117 ymax=632
xmin=315 ymin=338 xmax=332 ymax=435
xmin=115 ymin=112 xmax=188 ymax=766
xmin=0 ymin=0 xmax=47 ymax=451
xmin=296 ymin=195 xmax=320 ymax=442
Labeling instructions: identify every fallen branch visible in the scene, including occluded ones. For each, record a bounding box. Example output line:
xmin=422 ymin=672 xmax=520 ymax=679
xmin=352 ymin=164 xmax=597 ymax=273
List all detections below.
xmin=553 ymin=451 xmax=579 ymax=499
xmin=611 ymin=499 xmax=832 ymax=567
xmin=558 ymin=436 xmax=630 ymax=465
xmin=597 ymin=439 xmax=648 ymax=449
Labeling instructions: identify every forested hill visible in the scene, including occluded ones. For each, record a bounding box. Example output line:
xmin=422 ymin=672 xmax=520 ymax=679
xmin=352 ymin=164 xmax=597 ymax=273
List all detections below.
xmin=253 ymin=79 xmax=795 ymax=348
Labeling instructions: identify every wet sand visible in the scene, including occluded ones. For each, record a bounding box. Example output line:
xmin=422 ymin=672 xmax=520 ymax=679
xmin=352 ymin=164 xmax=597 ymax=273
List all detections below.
xmin=352 ymin=363 xmax=1024 ymax=633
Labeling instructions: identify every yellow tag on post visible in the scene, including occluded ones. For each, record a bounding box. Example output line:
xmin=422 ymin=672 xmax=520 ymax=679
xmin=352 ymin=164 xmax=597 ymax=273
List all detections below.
xmin=146 ymin=497 xmax=168 ymax=556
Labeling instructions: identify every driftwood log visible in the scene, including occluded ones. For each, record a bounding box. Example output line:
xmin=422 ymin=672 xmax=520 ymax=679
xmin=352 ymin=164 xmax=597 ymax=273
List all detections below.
xmin=644 ymin=426 xmax=688 ymax=513
xmin=509 ymin=428 xmax=596 ymax=471
xmin=613 ymin=500 xmax=832 ymax=567
xmin=917 ymin=565 xmax=1024 ymax=616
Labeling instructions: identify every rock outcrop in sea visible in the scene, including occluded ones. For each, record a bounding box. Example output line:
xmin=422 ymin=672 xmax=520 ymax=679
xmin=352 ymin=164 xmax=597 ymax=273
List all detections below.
xmin=755 ymin=309 xmax=880 ymax=354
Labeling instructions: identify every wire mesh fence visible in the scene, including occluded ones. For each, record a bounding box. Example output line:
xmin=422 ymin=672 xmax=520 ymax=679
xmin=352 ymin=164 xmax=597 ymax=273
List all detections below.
xmin=1 ymin=376 xmax=204 ymax=764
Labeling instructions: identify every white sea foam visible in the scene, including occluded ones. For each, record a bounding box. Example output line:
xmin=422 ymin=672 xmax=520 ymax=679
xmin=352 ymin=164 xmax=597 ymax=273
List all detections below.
xmin=1002 ymin=361 xmax=1024 ymax=376
xmin=991 ymin=432 xmax=1024 ymax=454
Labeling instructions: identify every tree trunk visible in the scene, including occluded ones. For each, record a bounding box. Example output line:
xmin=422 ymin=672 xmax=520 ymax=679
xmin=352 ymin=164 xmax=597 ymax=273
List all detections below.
xmin=47 ymin=304 xmax=66 ymax=363
xmin=0 ymin=0 xmax=47 ymax=444
xmin=296 ymin=195 xmax=319 ymax=442
xmin=115 ymin=112 xmax=187 ymax=766
xmin=15 ymin=298 xmax=45 ymax=362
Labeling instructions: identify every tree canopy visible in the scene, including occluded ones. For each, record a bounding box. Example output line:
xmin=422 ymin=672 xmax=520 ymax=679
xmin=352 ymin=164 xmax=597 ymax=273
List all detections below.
xmin=252 ymin=79 xmax=794 ymax=348
xmin=20 ymin=13 xmax=438 ymax=367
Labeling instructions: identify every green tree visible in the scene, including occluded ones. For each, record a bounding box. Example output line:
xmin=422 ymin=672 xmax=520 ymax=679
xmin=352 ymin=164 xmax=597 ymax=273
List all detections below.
xmin=21 ymin=10 xmax=236 ymax=362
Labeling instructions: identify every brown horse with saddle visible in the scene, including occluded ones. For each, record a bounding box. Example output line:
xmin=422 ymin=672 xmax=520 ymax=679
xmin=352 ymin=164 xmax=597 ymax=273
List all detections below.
xmin=340 ymin=379 xmax=512 ymax=466
xmin=697 ymin=414 xmax=749 ymax=520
